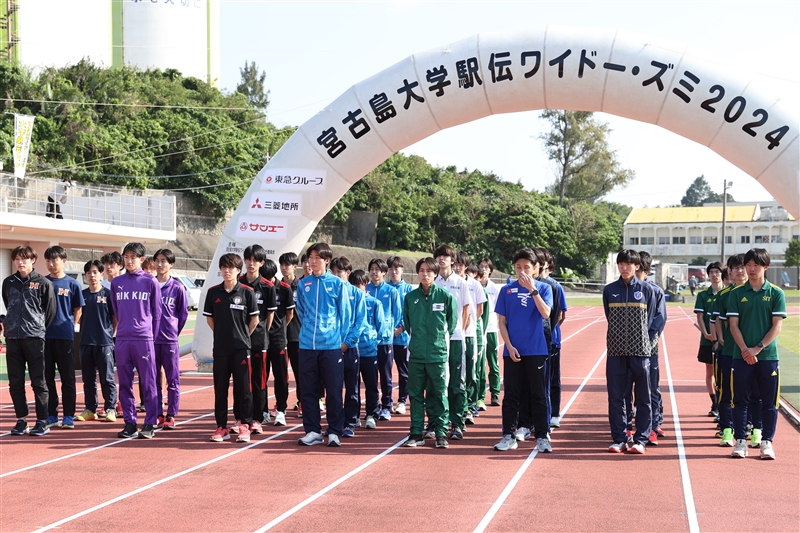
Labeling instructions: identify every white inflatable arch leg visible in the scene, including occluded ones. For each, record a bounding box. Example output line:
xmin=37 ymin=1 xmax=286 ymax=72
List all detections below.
xmin=192 ymin=26 xmax=798 ymax=367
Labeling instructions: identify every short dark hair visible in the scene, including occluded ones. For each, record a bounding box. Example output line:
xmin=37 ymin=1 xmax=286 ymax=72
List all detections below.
xmin=386 ymin=256 xmax=404 ymax=269
xmin=368 ymin=258 xmax=388 ymax=273
xmin=616 ymin=249 xmax=641 ymax=265
xmin=279 ymin=252 xmax=299 ymax=266
xmin=307 ymin=242 xmax=333 ymax=261
xmin=744 ymin=248 xmax=770 ymax=267
xmin=478 ymin=257 xmax=494 ymax=274
xmin=540 ymin=248 xmax=554 ymax=271
xmin=11 ymin=245 xmax=37 ymax=261
xmin=330 ymin=256 xmax=353 ymax=273
xmin=84 ymin=259 xmax=104 ymax=273
xmin=142 ymin=257 xmax=155 ymax=271
xmin=153 ymin=248 xmax=176 ymax=264
xmin=416 ymin=257 xmax=439 ymax=275
xmin=122 ymin=242 xmax=147 ymax=258
xmin=244 ymin=244 xmax=267 ymax=262
xmin=455 ymin=250 xmax=470 ymax=266
xmin=727 ymin=253 xmax=745 ymax=269
xmin=466 ymin=264 xmax=479 ymax=276
xmin=433 ymin=244 xmax=456 ymax=261
xmin=300 ymin=253 xmax=308 ymax=263
xmin=260 ymin=258 xmax=278 ymax=280
xmin=219 ymin=253 xmax=243 ymax=270
xmin=531 ymin=247 xmax=548 ymax=268
xmin=706 ymin=261 xmax=723 ymax=275
xmin=348 ymin=269 xmax=369 ymax=287
xmin=638 ymin=251 xmax=653 ymax=273
xmin=101 ymin=251 xmax=123 ymax=266
xmin=512 ymin=248 xmax=537 ymax=265
xmin=44 ymin=245 xmax=67 ymax=260
xmin=721 ymin=267 xmax=729 ymax=281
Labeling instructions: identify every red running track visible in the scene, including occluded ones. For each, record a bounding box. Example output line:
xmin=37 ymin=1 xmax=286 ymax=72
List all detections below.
xmin=0 ymin=305 xmax=797 ymax=533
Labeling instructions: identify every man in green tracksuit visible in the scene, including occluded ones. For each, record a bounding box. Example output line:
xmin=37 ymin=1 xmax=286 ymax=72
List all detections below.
xmin=403 ymin=257 xmax=458 ymax=449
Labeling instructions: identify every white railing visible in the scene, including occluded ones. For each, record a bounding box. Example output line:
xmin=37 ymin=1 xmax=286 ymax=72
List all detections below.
xmin=0 ymin=174 xmax=175 ymax=232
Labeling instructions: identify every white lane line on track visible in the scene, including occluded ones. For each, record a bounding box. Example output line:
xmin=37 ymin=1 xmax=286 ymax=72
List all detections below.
xmin=252 ymin=437 xmax=408 ymax=533
xmin=30 ymin=424 xmax=304 ymax=533
xmin=661 ymin=332 xmax=700 ymax=533
xmin=473 ymin=326 xmax=608 ymax=533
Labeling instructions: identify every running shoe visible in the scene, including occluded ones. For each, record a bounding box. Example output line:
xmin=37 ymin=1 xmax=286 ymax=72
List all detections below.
xmin=296 ymin=403 xmax=303 ymax=418
xmin=61 ymin=416 xmax=75 ymax=429
xmin=647 ymin=430 xmax=659 ymax=446
xmin=628 ymin=443 xmax=646 ymax=454
xmin=29 ymin=421 xmax=50 ymax=436
xmin=749 ymin=428 xmax=762 ymax=448
xmin=274 ymin=411 xmax=286 ymax=426
xmin=759 ymin=440 xmax=775 ymax=460
xmin=494 ymin=434 xmax=518 ymax=451
xmin=714 ymin=429 xmax=724 ymax=438
xmin=250 ymin=420 xmax=264 ymax=434
xmin=424 ymin=426 xmax=435 ymax=440
xmin=477 ymin=399 xmax=487 ymax=411
xmin=608 ymin=442 xmax=626 ymax=453
xmin=713 ymin=414 xmax=720 ymax=423
xmin=490 ymin=395 xmax=501 ymax=407
xmin=44 ymin=415 xmax=59 ymax=428
xmin=404 ymin=434 xmax=424 ymax=447
xmin=97 ymin=407 xmax=107 ymax=419
xmin=654 ymin=426 xmax=666 ymax=438
xmin=719 ymin=428 xmax=734 ymax=447
xmin=11 ymin=419 xmax=30 ymax=435
xmin=515 ymin=427 xmax=531 ymax=442
xmin=342 ymin=426 xmax=355 ymax=438
xmin=118 ymin=423 xmax=139 ymax=439
xmin=536 ymin=438 xmax=553 ymax=453
xmin=708 ymin=409 xmax=718 ymax=418
xmin=327 ymin=434 xmax=341 ymax=447
xmin=365 ymin=416 xmax=377 ymax=429
xmin=236 ymin=425 xmax=251 ymax=443
xmin=210 ymin=427 xmax=230 ymax=442
xmin=449 ymin=427 xmax=464 ymax=441
xmin=262 ymin=411 xmax=272 ymax=425
xmin=435 ymin=436 xmax=449 ymax=448
xmin=298 ymin=431 xmax=324 ymax=446
xmin=394 ymin=403 xmax=407 ymax=415
xmin=465 ymin=412 xmax=475 ymax=425
xmin=163 ymin=415 xmax=176 ymax=429
xmin=229 ymin=421 xmax=242 ymax=434
xmin=138 ymin=424 xmax=156 ymax=439
xmin=75 ymin=409 xmax=97 ymax=422
xmin=156 ymin=415 xmax=166 ymax=428
xmin=378 ymin=408 xmax=391 ymax=421
xmin=550 ymin=417 xmax=561 ymax=428
xmin=731 ymin=439 xmax=748 ymax=458
xmin=105 ymin=411 xmax=117 ymax=423
xmin=137 ymin=402 xmax=146 ymax=413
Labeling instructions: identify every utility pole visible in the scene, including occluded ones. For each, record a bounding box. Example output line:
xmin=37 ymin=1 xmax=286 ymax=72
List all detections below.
xmin=720 ymin=180 xmax=732 ymax=263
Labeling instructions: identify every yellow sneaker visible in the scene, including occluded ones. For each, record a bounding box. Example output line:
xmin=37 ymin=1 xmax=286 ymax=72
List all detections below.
xmin=105 ymin=410 xmax=117 ymax=423
xmin=75 ymin=409 xmax=96 ymax=421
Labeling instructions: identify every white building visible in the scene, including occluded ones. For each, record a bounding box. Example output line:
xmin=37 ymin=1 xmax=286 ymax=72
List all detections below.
xmin=624 ymin=201 xmax=799 ymax=264
xmin=2 ymin=0 xmax=220 ymax=86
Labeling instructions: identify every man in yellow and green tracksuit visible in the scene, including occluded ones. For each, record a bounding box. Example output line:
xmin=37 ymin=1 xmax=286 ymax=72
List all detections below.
xmin=403 ymin=257 xmax=458 ymax=449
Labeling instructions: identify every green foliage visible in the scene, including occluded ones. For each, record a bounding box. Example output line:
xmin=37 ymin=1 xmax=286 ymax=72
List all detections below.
xmin=236 ymin=61 xmax=270 ymax=110
xmin=0 ymin=60 xmax=292 ymax=218
xmin=690 ymin=256 xmax=711 ymax=266
xmin=681 ymin=175 xmax=734 ymax=207
xmin=785 ymin=239 xmax=800 ymax=268
xmin=539 ymin=110 xmax=635 ymax=206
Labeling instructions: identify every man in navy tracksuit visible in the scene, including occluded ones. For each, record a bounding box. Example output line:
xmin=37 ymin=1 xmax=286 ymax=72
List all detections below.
xmin=295 ymin=243 xmax=352 ymax=447
xmin=604 ymin=250 xmax=658 ymax=454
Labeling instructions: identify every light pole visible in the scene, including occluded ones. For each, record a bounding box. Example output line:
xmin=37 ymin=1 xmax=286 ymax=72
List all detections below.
xmin=720 ymin=180 xmax=733 ymax=263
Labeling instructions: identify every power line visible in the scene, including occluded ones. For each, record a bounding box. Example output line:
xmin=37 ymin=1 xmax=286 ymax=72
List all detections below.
xmin=41 ymin=158 xmax=263 ymax=180
xmin=0 ymin=97 xmax=257 ymax=112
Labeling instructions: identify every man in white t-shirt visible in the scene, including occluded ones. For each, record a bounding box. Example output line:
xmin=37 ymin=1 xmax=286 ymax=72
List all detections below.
xmin=455 ymin=251 xmax=486 ymax=424
xmin=478 ymin=258 xmax=501 ymax=406
xmin=47 ymin=178 xmax=72 ymax=219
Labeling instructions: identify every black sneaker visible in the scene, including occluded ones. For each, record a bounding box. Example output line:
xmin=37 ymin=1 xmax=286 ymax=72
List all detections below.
xmin=118 ymin=422 xmax=139 ymax=439
xmin=403 ymin=434 xmax=425 ymax=447
xmin=449 ymin=427 xmax=463 ymax=440
xmin=29 ymin=421 xmax=50 ymax=436
xmin=138 ymin=424 xmax=156 ymax=439
xmin=490 ymin=395 xmax=501 ymax=406
xmin=11 ymin=419 xmax=30 ymax=435
xmin=435 ymin=436 xmax=449 ymax=448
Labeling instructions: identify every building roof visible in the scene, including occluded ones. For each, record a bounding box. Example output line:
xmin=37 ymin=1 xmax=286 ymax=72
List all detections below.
xmin=625 ymin=206 xmax=757 ymax=224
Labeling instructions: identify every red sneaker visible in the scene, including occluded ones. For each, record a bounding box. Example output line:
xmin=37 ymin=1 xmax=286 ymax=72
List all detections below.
xmin=648 ymin=430 xmax=659 ymax=446
xmin=297 ymin=403 xmax=303 ymax=418
xmin=654 ymin=426 xmax=666 ymax=438
xmin=157 ymin=415 xmax=166 ymax=428
xmin=250 ymin=420 xmax=264 ymax=434
xmin=229 ymin=421 xmax=242 ymax=434
xmin=236 ymin=424 xmax=251 ymax=443
xmin=162 ymin=415 xmax=176 ymax=430
xmin=210 ymin=427 xmax=229 ymax=442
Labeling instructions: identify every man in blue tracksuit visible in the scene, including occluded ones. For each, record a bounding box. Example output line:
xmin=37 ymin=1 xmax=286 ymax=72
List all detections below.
xmin=604 ymin=250 xmax=658 ymax=454
xmin=366 ymin=258 xmax=402 ymax=421
xmin=295 ymin=243 xmax=352 ymax=447
xmin=386 ymin=256 xmax=414 ymax=415
xmin=330 ymin=257 xmax=366 ymax=438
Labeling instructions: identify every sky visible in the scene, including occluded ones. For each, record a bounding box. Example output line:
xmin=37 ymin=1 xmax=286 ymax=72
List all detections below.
xmin=218 ymin=0 xmax=799 ymax=209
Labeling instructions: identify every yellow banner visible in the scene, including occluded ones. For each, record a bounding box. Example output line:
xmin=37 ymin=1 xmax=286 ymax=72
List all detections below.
xmin=13 ymin=114 xmax=35 ymax=178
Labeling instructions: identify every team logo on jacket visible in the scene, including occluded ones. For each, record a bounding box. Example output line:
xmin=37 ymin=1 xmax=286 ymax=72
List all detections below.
xmin=305 ymin=286 xmax=310 ymax=292
xmin=29 ymin=282 xmax=40 ymax=290
xmin=414 ymin=298 xmax=419 ymax=304
xmin=633 ymin=291 xmax=643 ymax=300
xmin=233 ymin=296 xmax=242 ymax=305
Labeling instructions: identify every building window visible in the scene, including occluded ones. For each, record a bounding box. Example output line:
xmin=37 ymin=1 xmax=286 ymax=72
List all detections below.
xmin=629 ymin=237 xmax=639 ymax=245
xmin=754 ymin=235 xmax=770 ymax=243
xmin=793 ymin=235 xmax=799 ymax=241
xmin=689 ymin=236 xmax=701 ymax=244
xmin=741 ymin=236 xmax=750 ymax=244
xmin=641 ymin=237 xmax=654 ymax=245
xmin=704 ymin=236 xmax=718 ymax=244
xmin=658 ymin=237 xmax=669 ymax=245
xmin=673 ymin=236 xmax=686 ymax=244
xmin=726 ymin=236 xmax=733 ymax=244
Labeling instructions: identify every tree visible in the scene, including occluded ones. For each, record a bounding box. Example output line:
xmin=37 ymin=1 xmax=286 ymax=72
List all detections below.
xmin=681 ymin=175 xmax=734 ymax=206
xmin=236 ymin=61 xmax=270 ymax=111
xmin=785 ymin=239 xmax=800 ymax=288
xmin=539 ymin=110 xmax=635 ymax=206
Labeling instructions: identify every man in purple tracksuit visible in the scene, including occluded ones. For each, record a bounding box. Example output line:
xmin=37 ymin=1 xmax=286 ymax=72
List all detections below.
xmin=111 ymin=242 xmax=162 ymax=439
xmin=153 ymin=249 xmax=188 ymax=429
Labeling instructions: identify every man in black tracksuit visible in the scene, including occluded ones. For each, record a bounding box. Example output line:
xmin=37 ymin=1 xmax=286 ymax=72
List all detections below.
xmin=2 ymin=246 xmax=56 ymax=436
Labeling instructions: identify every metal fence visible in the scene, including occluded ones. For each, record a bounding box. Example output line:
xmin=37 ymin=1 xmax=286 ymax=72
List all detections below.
xmin=0 ymin=174 xmax=175 ymax=232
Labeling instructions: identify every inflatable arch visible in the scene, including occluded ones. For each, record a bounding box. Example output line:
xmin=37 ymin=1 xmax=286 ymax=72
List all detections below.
xmin=192 ymin=26 xmax=798 ymax=367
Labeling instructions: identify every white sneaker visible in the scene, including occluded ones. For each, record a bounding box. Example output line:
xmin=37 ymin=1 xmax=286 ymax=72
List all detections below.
xmin=365 ymin=416 xmax=377 ymax=429
xmin=494 ymin=434 xmax=518 ymax=451
xmin=760 ymin=440 xmax=775 ymax=460
xmin=394 ymin=403 xmax=407 ymax=415
xmin=731 ymin=439 xmax=748 ymax=458
xmin=608 ymin=442 xmax=626 ymax=453
xmin=298 ymin=431 xmax=323 ymax=446
xmin=536 ymin=437 xmax=553 ymax=453
xmin=514 ymin=427 xmax=531 ymax=441
xmin=274 ymin=411 xmax=286 ymax=426
xmin=327 ymin=434 xmax=341 ymax=447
